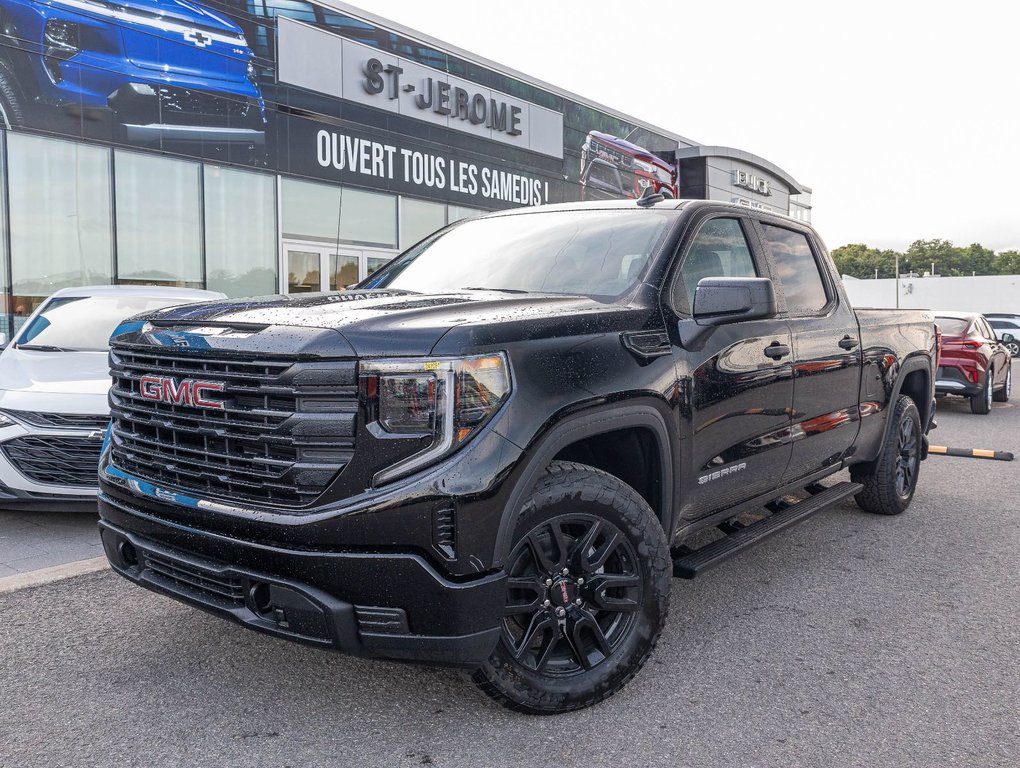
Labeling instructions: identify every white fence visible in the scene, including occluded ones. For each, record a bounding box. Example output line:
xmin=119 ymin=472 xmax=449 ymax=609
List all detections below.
xmin=841 ymin=274 xmax=1020 ymax=314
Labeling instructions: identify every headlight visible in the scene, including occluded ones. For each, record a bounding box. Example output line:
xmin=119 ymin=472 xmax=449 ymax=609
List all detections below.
xmin=632 ymin=158 xmax=656 ymax=174
xmin=360 ymin=353 xmax=511 ymax=484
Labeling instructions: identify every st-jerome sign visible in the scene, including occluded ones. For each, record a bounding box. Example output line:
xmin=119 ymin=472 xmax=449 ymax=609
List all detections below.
xmin=276 ymin=17 xmax=564 ymax=159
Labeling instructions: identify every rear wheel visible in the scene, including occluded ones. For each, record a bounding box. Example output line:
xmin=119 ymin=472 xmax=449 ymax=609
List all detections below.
xmin=970 ymin=369 xmax=992 ymax=414
xmin=993 ymin=363 xmax=1010 ymax=402
xmin=473 ymin=461 xmax=670 ymax=714
xmin=851 ymin=395 xmax=921 ymax=515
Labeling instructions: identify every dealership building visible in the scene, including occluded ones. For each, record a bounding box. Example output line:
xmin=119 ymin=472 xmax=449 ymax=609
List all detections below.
xmin=0 ymin=0 xmax=810 ymax=339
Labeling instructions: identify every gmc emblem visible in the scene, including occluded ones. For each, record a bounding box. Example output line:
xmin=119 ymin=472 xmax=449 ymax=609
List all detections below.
xmin=139 ymin=375 xmax=226 ymax=410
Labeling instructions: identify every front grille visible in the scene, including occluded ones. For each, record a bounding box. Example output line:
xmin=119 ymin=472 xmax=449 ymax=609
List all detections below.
xmin=1 ymin=435 xmax=104 ymax=487
xmin=108 ymin=345 xmax=357 ymax=508
xmin=4 ymin=411 xmax=109 ymax=431
xmin=156 ymin=86 xmax=252 ymax=119
xmin=143 ymin=550 xmax=246 ymax=607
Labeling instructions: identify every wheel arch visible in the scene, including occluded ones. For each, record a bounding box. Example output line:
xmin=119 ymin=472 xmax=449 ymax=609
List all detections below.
xmin=492 ymin=401 xmax=675 ymax=568
xmin=881 ymin=355 xmax=933 ymax=450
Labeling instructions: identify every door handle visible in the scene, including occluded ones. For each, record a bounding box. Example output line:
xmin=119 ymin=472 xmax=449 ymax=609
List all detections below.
xmin=838 ymin=335 xmax=859 ymax=350
xmin=763 ymin=341 xmax=791 ymax=360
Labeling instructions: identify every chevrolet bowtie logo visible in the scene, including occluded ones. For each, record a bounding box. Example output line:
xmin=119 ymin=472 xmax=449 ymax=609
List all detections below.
xmin=183 ymin=29 xmax=212 ymax=47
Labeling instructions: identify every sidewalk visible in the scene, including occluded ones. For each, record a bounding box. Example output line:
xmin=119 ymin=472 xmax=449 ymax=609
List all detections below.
xmin=0 ymin=508 xmax=103 ymax=577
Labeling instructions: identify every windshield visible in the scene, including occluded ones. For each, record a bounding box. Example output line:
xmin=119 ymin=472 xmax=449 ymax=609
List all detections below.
xmin=361 ymin=210 xmax=674 ymax=297
xmin=16 ymin=295 xmax=200 ymax=352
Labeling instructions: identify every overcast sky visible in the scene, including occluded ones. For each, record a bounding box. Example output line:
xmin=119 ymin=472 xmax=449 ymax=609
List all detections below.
xmin=349 ymin=0 xmax=1019 ymax=252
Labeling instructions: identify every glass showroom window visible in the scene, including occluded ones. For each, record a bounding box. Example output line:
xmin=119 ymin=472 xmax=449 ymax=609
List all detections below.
xmin=115 ymin=151 xmax=202 ymax=288
xmin=6 ymin=133 xmax=114 ymax=330
xmin=205 ymin=165 xmax=277 ymax=297
xmin=448 ymin=204 xmax=483 ymax=223
xmin=282 ymin=177 xmax=342 ymax=242
xmin=400 ymin=198 xmax=446 ymax=249
xmin=282 ymin=178 xmax=397 ymax=249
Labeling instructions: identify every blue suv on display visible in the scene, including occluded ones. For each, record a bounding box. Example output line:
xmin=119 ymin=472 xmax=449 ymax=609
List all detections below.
xmin=0 ymin=0 xmax=266 ymax=160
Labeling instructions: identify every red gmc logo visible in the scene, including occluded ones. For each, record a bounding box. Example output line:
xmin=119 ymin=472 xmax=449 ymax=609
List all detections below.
xmin=139 ymin=375 xmax=226 ymax=410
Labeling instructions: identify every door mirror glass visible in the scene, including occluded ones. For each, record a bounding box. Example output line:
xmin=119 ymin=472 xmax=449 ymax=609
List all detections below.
xmin=1001 ymin=332 xmax=1015 ymax=343
xmin=693 ymin=277 xmax=777 ymax=326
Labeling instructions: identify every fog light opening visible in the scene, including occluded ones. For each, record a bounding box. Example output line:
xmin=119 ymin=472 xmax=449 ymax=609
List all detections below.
xmin=117 ymin=540 xmax=137 ymax=567
xmin=249 ymin=582 xmax=272 ymax=614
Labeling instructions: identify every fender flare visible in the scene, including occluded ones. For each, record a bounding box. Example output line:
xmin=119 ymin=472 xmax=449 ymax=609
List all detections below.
xmin=875 ymin=353 xmax=934 ymax=458
xmin=491 ymin=402 xmax=675 ymax=568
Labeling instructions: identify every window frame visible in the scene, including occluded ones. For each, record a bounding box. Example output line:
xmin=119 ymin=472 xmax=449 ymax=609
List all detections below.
xmin=664 ymin=212 xmax=770 ymax=318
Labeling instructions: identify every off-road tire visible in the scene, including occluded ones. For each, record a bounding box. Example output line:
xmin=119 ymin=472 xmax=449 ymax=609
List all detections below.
xmin=992 ymin=363 xmax=1010 ymax=402
xmin=970 ymin=370 xmax=992 ymax=414
xmin=851 ymin=395 xmax=921 ymax=515
xmin=472 ymin=461 xmax=671 ymax=715
xmin=0 ymin=58 xmax=26 ymax=130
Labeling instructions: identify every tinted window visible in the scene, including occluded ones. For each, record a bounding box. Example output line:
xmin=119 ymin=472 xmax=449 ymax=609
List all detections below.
xmin=989 ymin=319 xmax=1019 ymax=329
xmin=935 ymin=317 xmax=970 ymax=335
xmin=762 ymin=225 xmax=829 ymax=314
xmin=675 ymin=218 xmax=757 ymax=314
xmin=365 ymin=210 xmax=671 ymax=297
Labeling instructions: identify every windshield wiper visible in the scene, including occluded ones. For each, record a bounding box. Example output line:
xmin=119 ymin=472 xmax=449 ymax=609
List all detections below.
xmin=16 ymin=344 xmax=76 ymax=352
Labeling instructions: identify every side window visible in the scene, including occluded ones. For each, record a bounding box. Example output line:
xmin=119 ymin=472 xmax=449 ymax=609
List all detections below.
xmin=674 ymin=218 xmax=757 ymax=315
xmin=761 ymin=224 xmax=829 ymax=315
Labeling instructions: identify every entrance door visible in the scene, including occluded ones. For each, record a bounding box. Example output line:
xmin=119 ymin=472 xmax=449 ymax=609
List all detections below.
xmin=283 ymin=244 xmax=392 ymax=294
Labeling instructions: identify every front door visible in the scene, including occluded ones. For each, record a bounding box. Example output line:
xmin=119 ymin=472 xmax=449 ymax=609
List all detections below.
xmin=666 ymin=215 xmax=795 ymax=519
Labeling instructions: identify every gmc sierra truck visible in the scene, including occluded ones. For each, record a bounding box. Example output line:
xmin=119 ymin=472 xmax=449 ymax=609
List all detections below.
xmin=98 ymin=197 xmax=937 ymax=714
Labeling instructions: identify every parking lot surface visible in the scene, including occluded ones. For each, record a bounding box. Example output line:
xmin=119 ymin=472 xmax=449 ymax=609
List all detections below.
xmin=0 ymin=508 xmax=100 ymax=577
xmin=1 ymin=368 xmax=1018 ymax=767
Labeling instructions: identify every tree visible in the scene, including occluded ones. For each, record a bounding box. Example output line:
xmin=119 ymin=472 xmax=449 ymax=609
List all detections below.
xmin=832 ymin=243 xmax=901 ymax=279
xmin=994 ymin=250 xmax=1020 ymax=275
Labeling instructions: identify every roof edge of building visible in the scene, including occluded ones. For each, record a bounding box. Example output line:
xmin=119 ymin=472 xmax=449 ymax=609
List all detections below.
xmin=674 ymin=145 xmax=804 ymax=195
xmin=317 ymin=0 xmax=702 ymax=149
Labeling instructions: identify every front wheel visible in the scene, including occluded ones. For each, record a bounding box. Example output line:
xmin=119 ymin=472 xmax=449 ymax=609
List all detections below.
xmin=473 ymin=461 xmax=671 ymax=715
xmin=851 ymin=395 xmax=922 ymax=515
xmin=970 ymin=369 xmax=992 ymax=414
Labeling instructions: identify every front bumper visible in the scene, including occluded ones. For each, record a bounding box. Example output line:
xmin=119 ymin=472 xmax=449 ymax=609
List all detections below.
xmin=97 ymin=487 xmax=505 ymax=667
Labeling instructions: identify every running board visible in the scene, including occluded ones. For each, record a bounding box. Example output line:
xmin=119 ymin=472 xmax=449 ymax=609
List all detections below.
xmin=672 ymin=481 xmax=862 ymax=579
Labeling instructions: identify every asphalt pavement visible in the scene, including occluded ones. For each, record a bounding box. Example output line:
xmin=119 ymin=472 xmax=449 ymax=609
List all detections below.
xmin=1 ymin=371 xmax=1018 ymax=767
xmin=0 ymin=508 xmax=101 ymax=577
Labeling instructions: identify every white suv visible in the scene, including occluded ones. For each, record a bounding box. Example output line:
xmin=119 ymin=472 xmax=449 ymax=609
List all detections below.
xmin=0 ymin=285 xmax=225 ymax=510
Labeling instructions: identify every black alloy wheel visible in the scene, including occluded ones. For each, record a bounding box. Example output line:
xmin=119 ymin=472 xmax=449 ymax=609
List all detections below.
xmin=473 ymin=461 xmax=670 ymax=714
xmin=894 ymin=414 xmax=919 ymax=500
xmin=852 ymin=395 xmax=922 ymax=515
xmin=502 ymin=513 xmax=641 ymax=675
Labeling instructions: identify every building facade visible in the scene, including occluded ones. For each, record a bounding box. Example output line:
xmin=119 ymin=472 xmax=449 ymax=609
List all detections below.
xmin=0 ymin=0 xmax=807 ymax=339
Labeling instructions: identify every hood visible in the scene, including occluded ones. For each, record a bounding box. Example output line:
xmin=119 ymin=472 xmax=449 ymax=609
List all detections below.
xmin=134 ymin=290 xmax=651 ymax=357
xmin=0 ymin=347 xmax=111 ymax=396
xmin=87 ymin=0 xmax=245 ymax=35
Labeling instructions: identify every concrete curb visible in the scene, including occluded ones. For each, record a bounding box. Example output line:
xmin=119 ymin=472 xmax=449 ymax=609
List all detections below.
xmin=0 ymin=557 xmax=110 ymax=595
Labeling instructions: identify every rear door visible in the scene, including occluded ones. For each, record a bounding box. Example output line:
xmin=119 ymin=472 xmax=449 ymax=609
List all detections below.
xmin=664 ymin=213 xmax=794 ymax=519
xmin=755 ymin=220 xmax=862 ymax=484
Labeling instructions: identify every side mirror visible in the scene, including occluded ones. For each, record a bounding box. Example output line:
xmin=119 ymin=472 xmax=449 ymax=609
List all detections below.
xmin=693 ymin=277 xmax=777 ymax=326
xmin=1001 ymin=332 xmax=1015 ymax=343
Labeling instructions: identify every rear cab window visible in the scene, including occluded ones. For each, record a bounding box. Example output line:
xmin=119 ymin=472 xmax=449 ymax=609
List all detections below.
xmin=760 ymin=224 xmax=830 ymax=315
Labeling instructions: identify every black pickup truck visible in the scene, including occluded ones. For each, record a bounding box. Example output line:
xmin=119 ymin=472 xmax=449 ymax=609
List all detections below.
xmin=98 ymin=198 xmax=937 ymax=714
